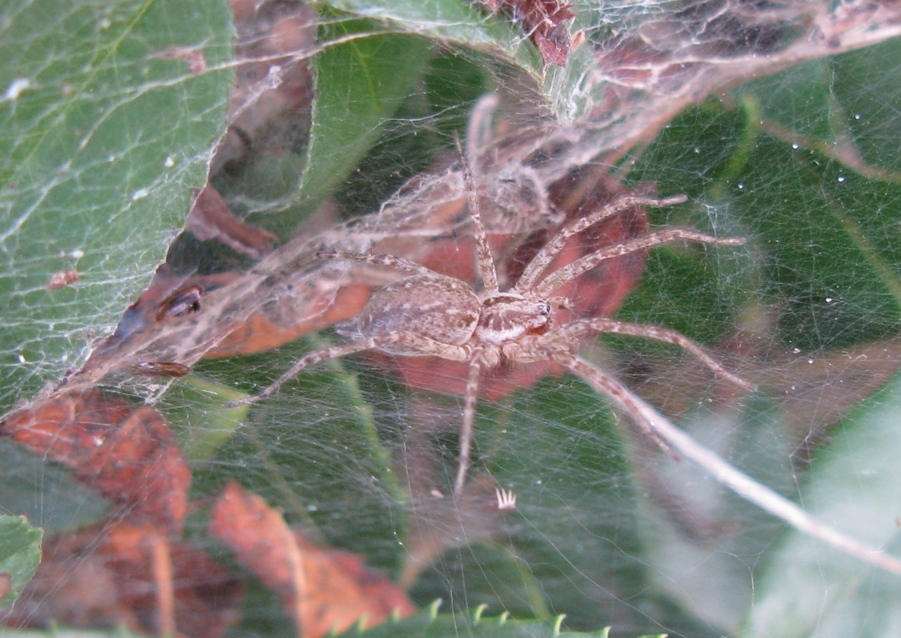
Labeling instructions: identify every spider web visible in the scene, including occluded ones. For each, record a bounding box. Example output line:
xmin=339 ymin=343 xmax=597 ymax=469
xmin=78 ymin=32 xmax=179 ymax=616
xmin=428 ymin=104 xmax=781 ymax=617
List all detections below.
xmin=3 ymin=1 xmax=901 ymax=636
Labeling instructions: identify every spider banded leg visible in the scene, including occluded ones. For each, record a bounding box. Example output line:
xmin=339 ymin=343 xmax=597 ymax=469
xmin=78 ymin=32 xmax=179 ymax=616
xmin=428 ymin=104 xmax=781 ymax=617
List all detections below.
xmin=534 ymin=229 xmax=745 ymax=298
xmin=454 ymin=355 xmax=484 ymax=497
xmin=565 ymin=355 xmax=901 ymax=579
xmin=456 ymin=136 xmax=499 ymax=294
xmin=557 ymin=319 xmax=755 ymax=391
xmin=516 ymin=194 xmax=689 ymax=292
xmin=553 ymin=352 xmax=675 ymax=455
xmin=464 ymin=94 xmax=500 ymax=169
xmin=317 ymin=249 xmax=435 ymax=276
xmin=225 ymin=333 xmax=470 ymax=408
xmin=226 ymin=336 xmax=408 ymax=408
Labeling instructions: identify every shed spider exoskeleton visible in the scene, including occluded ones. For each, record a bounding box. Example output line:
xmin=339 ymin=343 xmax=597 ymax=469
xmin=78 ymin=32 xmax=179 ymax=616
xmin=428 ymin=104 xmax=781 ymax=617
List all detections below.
xmin=228 ymin=155 xmax=752 ymax=497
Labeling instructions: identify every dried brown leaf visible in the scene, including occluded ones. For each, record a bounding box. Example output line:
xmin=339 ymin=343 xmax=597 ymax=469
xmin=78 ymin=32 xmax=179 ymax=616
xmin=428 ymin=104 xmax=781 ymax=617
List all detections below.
xmin=213 ymin=0 xmax=316 ymax=173
xmin=1 ymin=391 xmax=190 ymax=534
xmin=187 ymin=185 xmax=277 ymax=260
xmin=5 ymin=522 xmax=243 ymax=638
xmin=483 ymin=0 xmax=575 ymax=66
xmin=0 ymin=573 xmax=10 ymax=603
xmin=209 ymin=482 xmax=415 ymax=637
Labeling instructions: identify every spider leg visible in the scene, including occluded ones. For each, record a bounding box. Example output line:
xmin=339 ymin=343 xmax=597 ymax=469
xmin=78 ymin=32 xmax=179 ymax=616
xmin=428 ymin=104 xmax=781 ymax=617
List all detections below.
xmin=534 ymin=228 xmax=745 ymax=298
xmin=226 ymin=333 xmax=471 ymax=408
xmin=318 ymin=249 xmax=435 ymax=277
xmin=560 ymin=355 xmax=901 ymax=579
xmin=516 ymin=194 xmax=689 ymax=292
xmin=556 ymin=318 xmax=755 ymax=391
xmin=465 ymin=93 xmax=500 ymax=165
xmin=456 ymin=136 xmax=500 ymax=294
xmin=453 ymin=355 xmax=483 ymax=496
xmin=552 ymin=352 xmax=675 ymax=458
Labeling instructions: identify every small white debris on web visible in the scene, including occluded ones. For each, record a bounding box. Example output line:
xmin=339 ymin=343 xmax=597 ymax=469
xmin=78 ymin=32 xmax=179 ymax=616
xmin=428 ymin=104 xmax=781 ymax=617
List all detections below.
xmin=4 ymin=78 xmax=30 ymax=101
xmin=496 ymin=488 xmax=516 ymax=511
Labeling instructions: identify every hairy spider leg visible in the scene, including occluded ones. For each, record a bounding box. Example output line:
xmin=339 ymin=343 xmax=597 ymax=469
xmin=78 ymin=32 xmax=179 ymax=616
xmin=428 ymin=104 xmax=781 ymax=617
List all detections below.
xmin=455 ymin=354 xmax=484 ymax=495
xmin=456 ymin=135 xmax=499 ymax=294
xmin=225 ymin=332 xmax=470 ymax=408
xmin=534 ymin=228 xmax=745 ymax=298
xmin=515 ymin=194 xmax=689 ymax=292
xmin=465 ymin=94 xmax=501 ymax=167
xmin=552 ymin=318 xmax=755 ymax=391
xmin=447 ymin=137 xmax=520 ymax=496
xmin=552 ymin=352 xmax=675 ymax=454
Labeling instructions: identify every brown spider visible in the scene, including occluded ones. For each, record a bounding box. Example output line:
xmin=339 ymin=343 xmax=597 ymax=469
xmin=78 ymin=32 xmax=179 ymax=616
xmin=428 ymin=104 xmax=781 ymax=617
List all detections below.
xmin=228 ymin=153 xmax=752 ymax=497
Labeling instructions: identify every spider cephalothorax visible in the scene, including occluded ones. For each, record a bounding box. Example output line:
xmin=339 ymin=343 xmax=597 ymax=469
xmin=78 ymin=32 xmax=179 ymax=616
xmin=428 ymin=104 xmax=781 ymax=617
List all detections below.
xmin=476 ymin=293 xmax=564 ymax=345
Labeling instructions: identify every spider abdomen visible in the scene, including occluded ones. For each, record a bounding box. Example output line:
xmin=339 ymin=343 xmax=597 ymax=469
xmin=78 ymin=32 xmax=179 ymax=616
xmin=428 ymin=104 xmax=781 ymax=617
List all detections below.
xmin=353 ymin=274 xmax=480 ymax=353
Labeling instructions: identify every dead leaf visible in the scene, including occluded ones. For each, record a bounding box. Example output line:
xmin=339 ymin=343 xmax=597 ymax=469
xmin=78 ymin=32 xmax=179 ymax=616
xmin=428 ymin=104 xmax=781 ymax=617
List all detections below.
xmin=204 ymin=281 xmax=371 ymax=358
xmin=209 ymin=482 xmax=415 ymax=637
xmin=187 ymin=185 xmax=277 ymax=260
xmin=766 ymin=338 xmax=901 ymax=456
xmin=4 ymin=521 xmax=243 ymax=638
xmin=483 ymin=0 xmax=575 ymax=66
xmin=1 ymin=391 xmax=190 ymax=535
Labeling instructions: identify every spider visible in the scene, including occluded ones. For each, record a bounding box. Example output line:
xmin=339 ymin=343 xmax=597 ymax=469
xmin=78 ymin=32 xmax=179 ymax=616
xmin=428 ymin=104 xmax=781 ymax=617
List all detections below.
xmin=227 ymin=150 xmax=752 ymax=497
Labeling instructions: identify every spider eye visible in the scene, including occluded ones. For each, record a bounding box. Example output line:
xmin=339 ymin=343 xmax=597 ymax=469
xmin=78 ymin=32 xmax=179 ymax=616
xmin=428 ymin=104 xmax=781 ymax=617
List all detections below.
xmin=537 ymin=301 xmax=551 ymax=315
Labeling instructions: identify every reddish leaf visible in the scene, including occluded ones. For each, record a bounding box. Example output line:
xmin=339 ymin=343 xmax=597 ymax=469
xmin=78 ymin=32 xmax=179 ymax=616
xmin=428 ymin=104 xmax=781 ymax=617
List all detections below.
xmin=483 ymin=0 xmax=575 ymax=65
xmin=1 ymin=391 xmax=190 ymax=535
xmin=209 ymin=482 xmax=415 ymax=637
xmin=187 ymin=185 xmax=277 ymax=260
xmin=4 ymin=522 xmax=243 ymax=638
xmin=205 ymin=281 xmax=371 ymax=358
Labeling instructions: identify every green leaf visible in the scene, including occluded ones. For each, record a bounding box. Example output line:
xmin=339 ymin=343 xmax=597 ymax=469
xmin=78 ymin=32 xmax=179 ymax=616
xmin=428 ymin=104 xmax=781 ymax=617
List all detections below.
xmin=162 ymin=376 xmax=249 ymax=464
xmin=0 ymin=0 xmax=234 ymax=412
xmin=0 ymin=514 xmax=42 ymax=609
xmin=319 ymin=0 xmax=600 ymax=122
xmin=0 ymin=441 xmax=110 ymax=534
xmin=333 ymin=600 xmax=627 ymax=637
xmin=321 ymin=0 xmax=541 ymax=75
xmin=294 ymin=26 xmax=433 ymax=223
xmin=742 ymin=373 xmax=901 ymax=638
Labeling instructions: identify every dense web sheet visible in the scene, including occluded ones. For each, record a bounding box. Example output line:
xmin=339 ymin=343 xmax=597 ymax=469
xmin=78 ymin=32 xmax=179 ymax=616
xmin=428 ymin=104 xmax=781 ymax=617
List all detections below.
xmin=3 ymin=1 xmax=901 ymax=636
xmin=0 ymin=0 xmax=235 ymax=407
